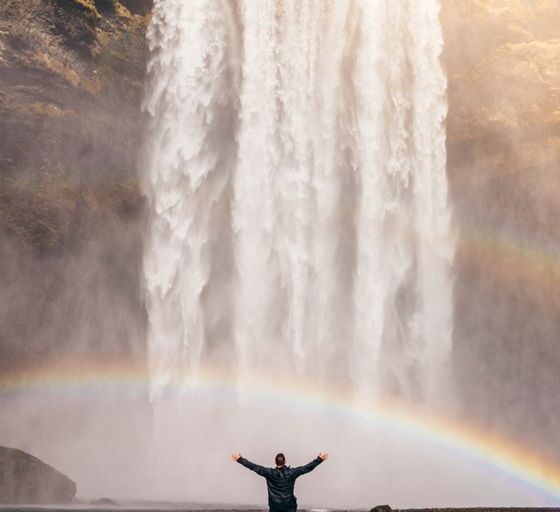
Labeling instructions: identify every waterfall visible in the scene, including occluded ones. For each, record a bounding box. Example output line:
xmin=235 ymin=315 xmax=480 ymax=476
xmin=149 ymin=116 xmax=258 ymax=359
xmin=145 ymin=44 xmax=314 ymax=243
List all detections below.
xmin=142 ymin=0 xmax=453 ymax=403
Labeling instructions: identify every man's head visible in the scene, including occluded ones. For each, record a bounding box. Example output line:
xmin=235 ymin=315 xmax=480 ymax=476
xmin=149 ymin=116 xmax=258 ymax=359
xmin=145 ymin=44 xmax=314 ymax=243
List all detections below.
xmin=275 ymin=453 xmax=286 ymax=467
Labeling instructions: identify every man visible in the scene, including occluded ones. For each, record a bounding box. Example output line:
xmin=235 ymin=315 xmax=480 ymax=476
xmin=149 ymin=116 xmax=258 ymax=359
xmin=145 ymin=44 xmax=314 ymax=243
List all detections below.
xmin=231 ymin=452 xmax=328 ymax=512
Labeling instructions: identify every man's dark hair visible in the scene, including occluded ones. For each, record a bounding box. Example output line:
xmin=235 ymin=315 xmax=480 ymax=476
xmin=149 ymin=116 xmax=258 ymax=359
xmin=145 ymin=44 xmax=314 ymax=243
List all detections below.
xmin=275 ymin=453 xmax=285 ymax=467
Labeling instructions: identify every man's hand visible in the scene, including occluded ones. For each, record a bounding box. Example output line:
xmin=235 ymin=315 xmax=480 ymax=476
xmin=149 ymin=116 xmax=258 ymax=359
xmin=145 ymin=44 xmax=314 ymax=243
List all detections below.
xmin=319 ymin=452 xmax=329 ymax=461
xmin=231 ymin=453 xmax=241 ymax=462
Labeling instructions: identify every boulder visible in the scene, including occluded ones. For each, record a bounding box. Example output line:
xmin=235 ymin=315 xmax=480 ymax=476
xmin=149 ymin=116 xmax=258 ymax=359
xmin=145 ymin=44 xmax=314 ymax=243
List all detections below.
xmin=370 ymin=506 xmax=392 ymax=512
xmin=0 ymin=446 xmax=77 ymax=504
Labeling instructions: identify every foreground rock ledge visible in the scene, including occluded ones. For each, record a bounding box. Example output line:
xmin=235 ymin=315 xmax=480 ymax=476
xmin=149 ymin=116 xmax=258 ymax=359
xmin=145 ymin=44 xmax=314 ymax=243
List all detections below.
xmin=0 ymin=445 xmax=77 ymax=504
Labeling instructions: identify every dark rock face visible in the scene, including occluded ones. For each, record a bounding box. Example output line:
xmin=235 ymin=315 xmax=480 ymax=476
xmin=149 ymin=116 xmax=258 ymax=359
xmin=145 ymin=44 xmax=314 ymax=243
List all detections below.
xmin=0 ymin=0 xmax=149 ymax=370
xmin=118 ymin=0 xmax=152 ymax=15
xmin=0 ymin=445 xmax=76 ymax=504
xmin=370 ymin=505 xmax=392 ymax=512
xmin=0 ymin=0 xmax=148 ymax=249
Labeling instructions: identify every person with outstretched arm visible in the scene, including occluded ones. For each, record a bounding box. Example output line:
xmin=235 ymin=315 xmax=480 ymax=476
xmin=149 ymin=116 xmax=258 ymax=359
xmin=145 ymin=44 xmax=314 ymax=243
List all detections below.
xmin=231 ymin=452 xmax=328 ymax=512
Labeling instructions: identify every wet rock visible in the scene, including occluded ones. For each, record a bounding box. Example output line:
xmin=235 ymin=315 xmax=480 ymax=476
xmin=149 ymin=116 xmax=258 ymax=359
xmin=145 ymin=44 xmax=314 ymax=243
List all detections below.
xmin=0 ymin=445 xmax=77 ymax=504
xmin=119 ymin=0 xmax=152 ymax=15
xmin=370 ymin=505 xmax=392 ymax=512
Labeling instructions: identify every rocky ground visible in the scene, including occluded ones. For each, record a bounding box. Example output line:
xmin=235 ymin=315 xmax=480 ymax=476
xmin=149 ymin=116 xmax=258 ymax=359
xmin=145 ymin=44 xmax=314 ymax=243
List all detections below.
xmin=0 ymin=0 xmax=559 ymax=468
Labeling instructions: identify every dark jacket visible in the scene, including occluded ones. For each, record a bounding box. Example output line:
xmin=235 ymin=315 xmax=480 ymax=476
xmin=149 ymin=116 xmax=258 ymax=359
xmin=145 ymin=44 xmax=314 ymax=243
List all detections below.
xmin=237 ymin=456 xmax=323 ymax=511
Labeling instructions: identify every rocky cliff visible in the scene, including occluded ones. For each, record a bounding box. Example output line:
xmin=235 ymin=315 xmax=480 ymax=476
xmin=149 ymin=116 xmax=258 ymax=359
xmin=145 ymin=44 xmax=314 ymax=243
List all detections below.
xmin=0 ymin=0 xmax=149 ymax=249
xmin=0 ymin=0 xmax=150 ymax=369
xmin=442 ymin=0 xmax=560 ymax=458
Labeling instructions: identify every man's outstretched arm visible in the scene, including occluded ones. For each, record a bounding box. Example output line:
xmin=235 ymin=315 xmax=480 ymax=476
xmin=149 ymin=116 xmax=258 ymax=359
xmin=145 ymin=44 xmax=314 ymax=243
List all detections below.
xmin=231 ymin=453 xmax=271 ymax=477
xmin=292 ymin=452 xmax=328 ymax=478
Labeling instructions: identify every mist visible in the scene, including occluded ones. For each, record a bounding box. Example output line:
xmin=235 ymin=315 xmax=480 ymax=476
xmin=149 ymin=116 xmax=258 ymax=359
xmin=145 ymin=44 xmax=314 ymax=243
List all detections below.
xmin=1 ymin=0 xmax=560 ymax=508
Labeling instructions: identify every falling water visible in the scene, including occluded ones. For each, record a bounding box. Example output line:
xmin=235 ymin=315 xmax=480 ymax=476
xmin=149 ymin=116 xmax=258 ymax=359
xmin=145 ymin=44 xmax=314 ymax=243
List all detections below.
xmin=142 ymin=0 xmax=453 ymax=403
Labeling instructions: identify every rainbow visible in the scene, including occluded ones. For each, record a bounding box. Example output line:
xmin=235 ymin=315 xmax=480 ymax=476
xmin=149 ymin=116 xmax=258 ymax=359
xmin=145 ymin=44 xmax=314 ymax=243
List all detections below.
xmin=1 ymin=360 xmax=560 ymax=505
xmin=458 ymin=223 xmax=560 ymax=298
